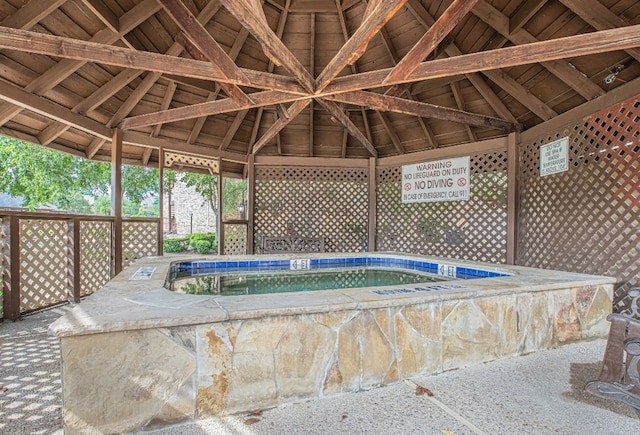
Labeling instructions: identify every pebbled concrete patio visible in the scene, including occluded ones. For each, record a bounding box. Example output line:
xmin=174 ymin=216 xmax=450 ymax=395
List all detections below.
xmin=1 ymin=305 xmax=638 ymax=435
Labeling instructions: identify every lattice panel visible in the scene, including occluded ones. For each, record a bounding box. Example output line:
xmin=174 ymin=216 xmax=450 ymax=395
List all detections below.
xmin=518 ymin=95 xmax=640 ymax=314
xmin=164 ymin=152 xmax=219 ymax=174
xmin=255 ymin=167 xmax=369 ymax=253
xmin=122 ymin=221 xmax=158 ymax=269
xmin=377 ymin=151 xmax=508 ymax=263
xmin=0 ymin=216 xmax=4 ymax=319
xmin=80 ymin=221 xmax=111 ymax=296
xmin=19 ymin=219 xmax=68 ymax=312
xmin=223 ymin=223 xmax=247 ymax=255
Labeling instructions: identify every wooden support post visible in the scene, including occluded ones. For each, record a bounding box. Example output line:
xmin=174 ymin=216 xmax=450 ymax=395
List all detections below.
xmin=247 ymin=154 xmax=255 ymax=254
xmin=1 ymin=215 xmax=21 ymax=320
xmin=111 ymin=128 xmax=123 ymax=275
xmin=157 ymin=148 xmax=164 ymax=256
xmin=217 ymin=165 xmax=223 ymax=255
xmin=368 ymin=157 xmax=377 ymax=252
xmin=66 ymin=219 xmax=81 ymax=303
xmin=506 ymin=132 xmax=519 ymax=264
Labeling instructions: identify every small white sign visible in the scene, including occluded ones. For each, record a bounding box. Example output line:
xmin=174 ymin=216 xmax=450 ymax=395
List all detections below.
xmin=402 ymin=156 xmax=470 ymax=203
xmin=290 ymin=259 xmax=310 ymax=271
xmin=130 ymin=266 xmax=156 ymax=280
xmin=437 ymin=263 xmax=456 ymax=278
xmin=540 ymin=137 xmax=569 ymax=177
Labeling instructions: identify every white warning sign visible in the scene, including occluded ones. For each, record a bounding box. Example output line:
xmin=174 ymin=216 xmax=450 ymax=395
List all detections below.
xmin=401 ymin=156 xmax=470 ymax=203
xmin=540 ymin=137 xmax=569 ymax=177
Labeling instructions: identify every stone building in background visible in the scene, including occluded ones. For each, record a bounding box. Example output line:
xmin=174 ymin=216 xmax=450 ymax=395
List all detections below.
xmin=163 ymin=180 xmax=216 ymax=236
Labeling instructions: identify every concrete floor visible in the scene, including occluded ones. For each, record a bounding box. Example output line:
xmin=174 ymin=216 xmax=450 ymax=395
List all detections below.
xmin=1 ymin=305 xmax=638 ymax=435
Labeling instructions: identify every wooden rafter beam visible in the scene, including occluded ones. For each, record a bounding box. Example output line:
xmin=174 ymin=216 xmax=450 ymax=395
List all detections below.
xmin=327 ymin=90 xmax=518 ymax=132
xmin=383 ymin=0 xmax=479 ymax=84
xmin=157 ymin=0 xmax=253 ymax=106
xmin=377 ymin=112 xmax=405 ymax=154
xmin=218 ymin=0 xmax=314 ymax=92
xmin=252 ymin=100 xmax=310 ymax=154
xmin=79 ymin=0 xmax=119 ymax=33
xmin=0 ymin=0 xmax=66 ymax=29
xmin=315 ymin=0 xmax=408 ymax=92
xmin=220 ymin=109 xmax=249 ymax=150
xmin=316 ymin=98 xmax=377 ymax=157
xmin=557 ymin=0 xmax=640 ymax=63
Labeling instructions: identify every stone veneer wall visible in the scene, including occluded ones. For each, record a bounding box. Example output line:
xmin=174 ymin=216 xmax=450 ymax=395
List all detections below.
xmin=59 ymin=283 xmax=611 ymax=433
xmin=163 ymin=180 xmax=216 ymax=236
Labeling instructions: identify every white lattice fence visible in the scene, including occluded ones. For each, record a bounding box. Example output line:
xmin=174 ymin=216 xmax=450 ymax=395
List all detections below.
xmin=122 ymin=220 xmax=158 ymax=269
xmin=19 ymin=219 xmax=68 ymax=312
xmin=376 ymin=151 xmax=508 ymax=263
xmin=80 ymin=220 xmax=111 ymax=296
xmin=254 ymin=167 xmax=369 ymax=252
xmin=518 ymin=96 xmax=640 ymax=314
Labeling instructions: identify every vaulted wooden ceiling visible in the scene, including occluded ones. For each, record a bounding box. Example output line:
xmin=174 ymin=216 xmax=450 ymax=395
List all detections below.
xmin=0 ymin=0 xmax=638 ymax=175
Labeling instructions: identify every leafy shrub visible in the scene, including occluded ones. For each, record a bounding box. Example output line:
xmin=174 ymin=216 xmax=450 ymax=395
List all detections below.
xmin=164 ymin=236 xmax=190 ymax=253
xmin=194 ymin=240 xmax=212 ymax=254
xmin=190 ymin=232 xmax=217 ymax=251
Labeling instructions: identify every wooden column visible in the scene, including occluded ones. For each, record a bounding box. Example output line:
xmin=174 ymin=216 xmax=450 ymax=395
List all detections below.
xmin=247 ymin=154 xmax=255 ymax=254
xmin=111 ymin=128 xmax=123 ymax=275
xmin=217 ymin=164 xmax=223 ymax=255
xmin=506 ymin=132 xmax=520 ymax=264
xmin=368 ymin=157 xmax=377 ymax=252
xmin=66 ymin=218 xmax=81 ymax=303
xmin=1 ymin=215 xmax=21 ymax=320
xmin=157 ymin=148 xmax=164 ymax=256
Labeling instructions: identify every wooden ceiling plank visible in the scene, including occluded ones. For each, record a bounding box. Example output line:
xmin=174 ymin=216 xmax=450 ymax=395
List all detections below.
xmin=558 ymin=0 xmax=640 ymax=62
xmin=151 ymin=80 xmax=177 ymax=137
xmin=86 ymin=137 xmax=106 ymax=159
xmin=252 ymin=100 xmax=310 ymax=154
xmin=141 ymin=146 xmax=153 ymax=165
xmin=0 ymin=0 xmax=66 ymax=29
xmin=328 ymin=90 xmax=518 ymax=132
xmin=376 ymin=111 xmax=405 ymax=154
xmin=0 ymin=0 xmax=160 ymax=125
xmin=315 ymin=0 xmax=408 ymax=92
xmin=510 ymin=0 xmax=548 ymax=33
xmin=188 ymin=91 xmax=221 ymax=143
xmin=405 ymin=0 xmax=515 ymax=122
xmin=323 ymin=24 xmax=640 ymax=93
xmin=220 ymin=109 xmax=249 ymax=150
xmin=0 ymin=79 xmax=111 ymax=139
xmin=472 ymin=0 xmax=604 ymax=100
xmin=121 ymin=90 xmax=304 ymax=130
xmin=37 ymin=122 xmax=69 ymax=146
xmin=79 ymin=0 xmax=120 ymax=33
xmin=316 ymin=98 xmax=377 ymax=157
xmin=218 ymin=0 xmax=314 ymax=92
xmin=384 ymin=0 xmax=479 ymax=85
xmin=157 ymin=0 xmax=253 ymax=105
xmin=451 ymin=81 xmax=477 ymax=142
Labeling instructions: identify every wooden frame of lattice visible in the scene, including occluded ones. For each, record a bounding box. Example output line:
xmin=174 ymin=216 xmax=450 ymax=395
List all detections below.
xmin=254 ymin=166 xmax=370 ymax=253
xmin=518 ymin=95 xmax=640 ymax=315
xmin=164 ymin=151 xmax=219 ymax=174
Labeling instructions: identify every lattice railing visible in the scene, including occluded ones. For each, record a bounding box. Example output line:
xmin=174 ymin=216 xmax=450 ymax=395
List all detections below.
xmin=0 ymin=212 xmax=159 ymax=319
xmin=19 ymin=219 xmax=68 ymax=312
xmin=223 ymin=223 xmax=247 ymax=255
xmin=123 ymin=220 xmax=159 ymax=270
xmin=254 ymin=166 xmax=369 ymax=253
xmin=377 ymin=151 xmax=508 ymax=263
xmin=80 ymin=220 xmax=111 ymax=296
xmin=518 ymin=96 xmax=640 ymax=314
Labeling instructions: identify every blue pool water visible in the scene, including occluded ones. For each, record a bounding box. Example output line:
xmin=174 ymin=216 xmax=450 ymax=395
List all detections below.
xmin=166 ymin=256 xmax=510 ymax=296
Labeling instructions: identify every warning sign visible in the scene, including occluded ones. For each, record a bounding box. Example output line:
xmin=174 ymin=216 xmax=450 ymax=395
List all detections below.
xmin=401 ymin=156 xmax=470 ymax=203
xmin=540 ymin=137 xmax=568 ymax=177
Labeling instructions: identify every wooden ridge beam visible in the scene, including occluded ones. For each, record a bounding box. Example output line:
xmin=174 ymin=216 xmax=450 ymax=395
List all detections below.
xmin=315 ymin=0 xmax=408 ymax=92
xmin=327 ymin=90 xmax=518 ymax=132
xmin=157 ymin=0 xmax=253 ymax=106
xmin=316 ymin=98 xmax=377 ymax=157
xmin=252 ymin=100 xmax=310 ymax=154
xmin=383 ymin=0 xmax=479 ymax=85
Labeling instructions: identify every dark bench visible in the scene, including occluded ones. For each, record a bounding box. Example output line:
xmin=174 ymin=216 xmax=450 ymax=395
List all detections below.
xmin=257 ymin=235 xmax=325 ymax=254
xmin=585 ymin=289 xmax=640 ymax=417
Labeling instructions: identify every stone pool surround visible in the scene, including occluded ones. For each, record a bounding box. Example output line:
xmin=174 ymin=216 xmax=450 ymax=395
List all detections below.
xmin=50 ymin=253 xmax=614 ymax=434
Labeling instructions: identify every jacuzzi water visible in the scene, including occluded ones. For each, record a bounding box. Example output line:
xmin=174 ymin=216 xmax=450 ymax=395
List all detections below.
xmin=170 ymin=267 xmax=447 ymax=295
xmin=166 ymin=255 xmax=511 ymax=296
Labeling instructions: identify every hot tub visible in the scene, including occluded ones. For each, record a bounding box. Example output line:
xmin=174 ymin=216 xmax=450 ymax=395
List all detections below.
xmin=50 ymin=252 xmax=614 ymax=433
